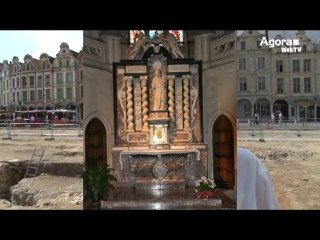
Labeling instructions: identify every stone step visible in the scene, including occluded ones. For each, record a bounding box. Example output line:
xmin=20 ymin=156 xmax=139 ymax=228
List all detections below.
xmin=101 ymin=198 xmax=222 ymax=210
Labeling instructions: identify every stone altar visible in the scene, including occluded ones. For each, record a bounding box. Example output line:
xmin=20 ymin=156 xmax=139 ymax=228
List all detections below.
xmin=117 ymin=149 xmax=203 ymax=189
xmin=113 ymin=31 xmax=206 ymax=190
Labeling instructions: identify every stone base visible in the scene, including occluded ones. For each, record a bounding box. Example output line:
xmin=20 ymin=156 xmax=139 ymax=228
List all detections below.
xmin=101 ymin=198 xmax=222 ymax=210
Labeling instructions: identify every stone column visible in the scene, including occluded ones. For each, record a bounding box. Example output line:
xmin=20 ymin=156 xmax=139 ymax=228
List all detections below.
xmin=315 ymin=103 xmax=318 ymax=122
xmin=183 ymin=75 xmax=191 ymax=129
xmin=175 ymin=77 xmax=183 ymax=130
xmin=167 ymin=75 xmax=175 ymax=128
xmin=126 ymin=76 xmax=134 ymax=132
xmin=140 ymin=76 xmax=149 ymax=131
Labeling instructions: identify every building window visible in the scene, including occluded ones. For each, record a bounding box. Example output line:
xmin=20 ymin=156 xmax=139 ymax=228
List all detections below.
xmin=258 ymin=77 xmax=266 ymax=90
xmin=38 ymin=90 xmax=43 ymax=100
xmin=240 ymin=41 xmax=246 ymax=50
xmin=67 ymin=87 xmax=73 ymax=99
xmin=276 ymin=60 xmax=283 ymax=73
xmin=30 ymin=76 xmax=35 ymax=87
xmin=257 ymin=41 xmax=261 ymax=49
xmin=277 ymin=78 xmax=284 ymax=94
xmin=17 ymin=78 xmax=20 ymax=87
xmin=42 ymin=62 xmax=47 ymax=69
xmin=37 ymin=75 xmax=42 ymax=87
xmin=304 ymin=78 xmax=311 ymax=93
xmin=22 ymin=77 xmax=27 ymax=88
xmin=57 ymin=88 xmax=63 ymax=99
xmin=12 ymin=92 xmax=15 ymax=102
xmin=304 ymin=59 xmax=311 ymax=72
xmin=45 ymin=74 xmax=50 ymax=86
xmin=293 ymin=78 xmax=300 ymax=93
xmin=292 ymin=60 xmax=300 ymax=72
xmin=66 ymin=72 xmax=73 ymax=83
xmin=26 ymin=64 xmax=30 ymax=71
xmin=23 ymin=91 xmax=27 ymax=101
xmin=12 ymin=79 xmax=15 ymax=88
xmin=239 ymin=77 xmax=247 ymax=92
xmin=257 ymin=57 xmax=265 ymax=70
xmin=17 ymin=92 xmax=20 ymax=102
xmin=30 ymin=90 xmax=35 ymax=100
xmin=80 ymin=70 xmax=83 ymax=81
xmin=59 ymin=60 xmax=62 ymax=67
xmin=57 ymin=73 xmax=63 ymax=84
xmin=66 ymin=60 xmax=69 ymax=67
xmin=81 ymin=85 xmax=83 ymax=98
xmin=239 ymin=58 xmax=246 ymax=70
xmin=46 ymin=89 xmax=51 ymax=100
xmin=302 ymin=45 xmax=307 ymax=52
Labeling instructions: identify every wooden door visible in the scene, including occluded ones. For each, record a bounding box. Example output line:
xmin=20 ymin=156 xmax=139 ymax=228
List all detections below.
xmin=85 ymin=118 xmax=107 ymax=163
xmin=212 ymin=115 xmax=235 ymax=189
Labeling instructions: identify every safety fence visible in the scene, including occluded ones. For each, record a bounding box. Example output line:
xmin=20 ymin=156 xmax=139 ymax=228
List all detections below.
xmin=0 ymin=122 xmax=83 ymax=140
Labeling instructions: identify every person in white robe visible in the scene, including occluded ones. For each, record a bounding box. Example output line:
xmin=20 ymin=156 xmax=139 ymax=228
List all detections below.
xmin=237 ymin=147 xmax=281 ymax=209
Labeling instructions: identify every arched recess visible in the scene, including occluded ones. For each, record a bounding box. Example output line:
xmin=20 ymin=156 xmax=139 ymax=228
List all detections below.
xmin=85 ymin=118 xmax=107 ymax=163
xmin=212 ymin=114 xmax=235 ymax=189
xmin=254 ymin=98 xmax=270 ymax=118
xmin=237 ymin=99 xmax=251 ymax=119
xmin=273 ymin=100 xmax=288 ymax=118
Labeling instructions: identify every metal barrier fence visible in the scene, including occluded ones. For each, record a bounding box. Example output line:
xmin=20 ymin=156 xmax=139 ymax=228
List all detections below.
xmin=0 ymin=122 xmax=83 ymax=140
xmin=237 ymin=117 xmax=320 ymax=140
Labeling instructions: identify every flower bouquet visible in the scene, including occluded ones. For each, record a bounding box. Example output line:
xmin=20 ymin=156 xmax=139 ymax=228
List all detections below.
xmin=195 ymin=176 xmax=217 ymax=199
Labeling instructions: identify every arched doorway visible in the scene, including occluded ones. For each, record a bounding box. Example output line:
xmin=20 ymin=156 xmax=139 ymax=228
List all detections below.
xmin=212 ymin=115 xmax=235 ymax=189
xmin=273 ymin=100 xmax=288 ymax=119
xmin=85 ymin=118 xmax=107 ymax=163
xmin=254 ymin=98 xmax=270 ymax=118
xmin=307 ymin=105 xmax=314 ymax=121
xmin=237 ymin=99 xmax=251 ymax=119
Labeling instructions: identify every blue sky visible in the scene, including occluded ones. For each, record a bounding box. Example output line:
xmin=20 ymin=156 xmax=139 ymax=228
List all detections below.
xmin=0 ymin=31 xmax=83 ymax=63
xmin=237 ymin=30 xmax=320 ymax=43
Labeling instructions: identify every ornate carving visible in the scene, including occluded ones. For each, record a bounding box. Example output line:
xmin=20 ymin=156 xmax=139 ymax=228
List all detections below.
xmin=163 ymin=33 xmax=184 ymax=58
xmin=134 ymin=78 xmax=142 ymax=131
xmin=126 ymin=76 xmax=134 ymax=132
xmin=183 ymin=75 xmax=191 ymax=129
xmin=175 ymin=77 xmax=183 ymax=130
xmin=140 ymin=76 xmax=149 ymax=131
xmin=153 ymin=161 xmax=168 ymax=180
xmin=172 ymin=131 xmax=192 ymax=143
xmin=149 ymin=111 xmax=168 ymax=119
xmin=83 ymin=44 xmax=103 ymax=57
xmin=167 ymin=75 xmax=175 ymax=128
xmin=190 ymin=78 xmax=198 ymax=126
xmin=127 ymin=132 xmax=149 ymax=143
xmin=118 ymin=76 xmax=126 ymax=130
xmin=213 ymin=40 xmax=235 ymax=54
xmin=128 ymin=32 xmax=151 ymax=60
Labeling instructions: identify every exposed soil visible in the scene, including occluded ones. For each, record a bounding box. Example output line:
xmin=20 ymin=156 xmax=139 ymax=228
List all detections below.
xmin=0 ymin=128 xmax=83 ymax=209
xmin=238 ymin=129 xmax=320 ymax=209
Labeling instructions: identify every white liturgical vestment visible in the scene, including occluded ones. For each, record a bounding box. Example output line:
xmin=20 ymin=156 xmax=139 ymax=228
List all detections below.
xmin=237 ymin=147 xmax=281 ymax=210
